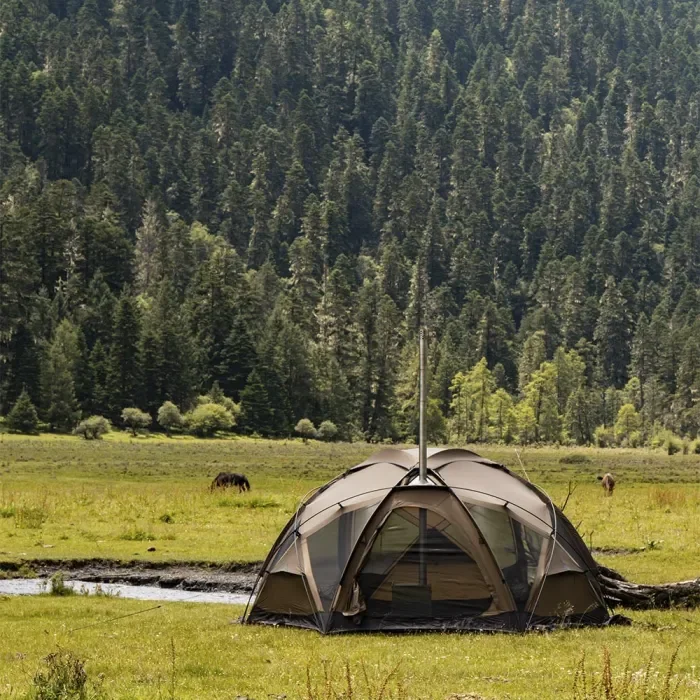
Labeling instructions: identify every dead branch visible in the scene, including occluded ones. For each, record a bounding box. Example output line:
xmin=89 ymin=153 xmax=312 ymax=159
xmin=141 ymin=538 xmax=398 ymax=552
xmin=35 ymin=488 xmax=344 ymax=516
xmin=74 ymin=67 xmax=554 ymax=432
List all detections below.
xmin=559 ymin=480 xmax=578 ymax=511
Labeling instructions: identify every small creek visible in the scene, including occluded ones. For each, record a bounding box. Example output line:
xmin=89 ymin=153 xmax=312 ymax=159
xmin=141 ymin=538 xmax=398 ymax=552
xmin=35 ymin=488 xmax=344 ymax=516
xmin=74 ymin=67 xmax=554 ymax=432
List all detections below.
xmin=0 ymin=578 xmax=251 ymax=605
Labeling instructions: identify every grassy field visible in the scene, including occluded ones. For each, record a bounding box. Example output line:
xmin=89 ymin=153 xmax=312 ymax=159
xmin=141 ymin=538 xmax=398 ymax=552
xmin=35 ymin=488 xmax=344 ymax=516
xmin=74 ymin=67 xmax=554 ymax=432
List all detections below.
xmin=0 ymin=598 xmax=699 ymax=699
xmin=1 ymin=433 xmax=699 ymax=581
xmin=1 ymin=433 xmax=699 ymax=698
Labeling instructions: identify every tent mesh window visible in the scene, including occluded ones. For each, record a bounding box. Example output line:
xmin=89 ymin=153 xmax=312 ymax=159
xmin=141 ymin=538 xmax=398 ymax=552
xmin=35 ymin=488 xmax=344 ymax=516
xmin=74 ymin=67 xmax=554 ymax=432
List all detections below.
xmin=467 ymin=505 xmax=543 ymax=608
xmin=306 ymin=504 xmax=378 ymax=612
xmin=357 ymin=507 xmax=493 ymax=619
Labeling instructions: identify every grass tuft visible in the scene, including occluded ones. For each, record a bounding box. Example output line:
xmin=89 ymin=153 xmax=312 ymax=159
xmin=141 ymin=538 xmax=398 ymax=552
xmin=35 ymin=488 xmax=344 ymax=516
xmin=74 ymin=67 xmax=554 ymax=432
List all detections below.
xmin=15 ymin=504 xmax=48 ymax=529
xmin=48 ymin=572 xmax=74 ymax=597
xmin=216 ymin=495 xmax=281 ymax=509
xmin=30 ymin=649 xmax=104 ymax=699
xmin=305 ymin=661 xmax=404 ymax=700
xmin=119 ymin=527 xmax=155 ymax=542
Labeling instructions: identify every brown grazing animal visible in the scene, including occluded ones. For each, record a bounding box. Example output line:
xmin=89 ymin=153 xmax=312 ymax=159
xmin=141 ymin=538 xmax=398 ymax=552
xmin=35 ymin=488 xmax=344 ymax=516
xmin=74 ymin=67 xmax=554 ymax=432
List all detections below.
xmin=597 ymin=473 xmax=615 ymax=496
xmin=210 ymin=472 xmax=251 ymax=493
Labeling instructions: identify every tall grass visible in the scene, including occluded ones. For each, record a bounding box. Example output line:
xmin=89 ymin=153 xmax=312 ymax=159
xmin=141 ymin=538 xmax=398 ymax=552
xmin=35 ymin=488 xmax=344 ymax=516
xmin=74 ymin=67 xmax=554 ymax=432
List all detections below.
xmin=649 ymin=488 xmax=687 ymax=510
xmin=572 ymin=647 xmax=683 ymax=700
xmin=305 ymin=661 xmax=405 ymax=700
xmin=29 ymin=650 xmax=104 ymax=699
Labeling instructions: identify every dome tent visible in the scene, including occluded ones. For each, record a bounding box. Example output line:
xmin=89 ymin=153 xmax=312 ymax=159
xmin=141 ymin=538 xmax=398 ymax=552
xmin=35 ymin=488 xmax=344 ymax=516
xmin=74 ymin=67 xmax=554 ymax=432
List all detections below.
xmin=244 ymin=447 xmax=610 ymax=633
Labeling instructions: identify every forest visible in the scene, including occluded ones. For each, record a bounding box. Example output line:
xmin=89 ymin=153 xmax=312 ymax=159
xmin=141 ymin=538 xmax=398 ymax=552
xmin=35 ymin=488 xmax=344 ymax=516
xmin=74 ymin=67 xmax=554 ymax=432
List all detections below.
xmin=2 ymin=0 xmax=700 ymax=446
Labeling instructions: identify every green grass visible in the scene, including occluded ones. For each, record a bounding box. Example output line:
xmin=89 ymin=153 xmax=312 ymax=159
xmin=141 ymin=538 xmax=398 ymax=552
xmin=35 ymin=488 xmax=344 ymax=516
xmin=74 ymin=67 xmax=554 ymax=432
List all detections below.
xmin=1 ymin=434 xmax=699 ymax=581
xmin=1 ymin=598 xmax=699 ymax=699
xmin=1 ymin=434 xmax=700 ymax=698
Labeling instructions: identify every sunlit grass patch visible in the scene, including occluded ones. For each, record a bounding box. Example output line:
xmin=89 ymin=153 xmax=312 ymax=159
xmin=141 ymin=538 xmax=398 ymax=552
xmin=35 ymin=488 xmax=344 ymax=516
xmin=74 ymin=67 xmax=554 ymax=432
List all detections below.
xmin=216 ymin=495 xmax=282 ymax=509
xmin=15 ymin=504 xmax=49 ymax=529
xmin=118 ymin=527 xmax=155 ymax=542
xmin=0 ymin=598 xmax=699 ymax=699
xmin=0 ymin=436 xmax=699 ymax=580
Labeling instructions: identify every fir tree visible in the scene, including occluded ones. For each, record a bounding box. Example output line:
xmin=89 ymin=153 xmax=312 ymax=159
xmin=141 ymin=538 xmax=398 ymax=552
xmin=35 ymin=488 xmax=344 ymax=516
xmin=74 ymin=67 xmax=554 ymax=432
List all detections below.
xmin=6 ymin=389 xmax=39 ymax=434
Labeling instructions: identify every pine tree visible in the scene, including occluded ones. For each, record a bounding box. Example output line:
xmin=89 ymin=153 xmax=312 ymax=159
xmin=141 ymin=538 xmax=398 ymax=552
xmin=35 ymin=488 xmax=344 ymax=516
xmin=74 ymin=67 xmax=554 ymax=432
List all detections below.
xmin=42 ymin=340 xmax=79 ymax=432
xmin=240 ymin=368 xmax=274 ymax=435
xmin=108 ymin=292 xmax=142 ymax=417
xmin=594 ymin=278 xmax=632 ymax=388
xmin=6 ymin=389 xmax=39 ymax=434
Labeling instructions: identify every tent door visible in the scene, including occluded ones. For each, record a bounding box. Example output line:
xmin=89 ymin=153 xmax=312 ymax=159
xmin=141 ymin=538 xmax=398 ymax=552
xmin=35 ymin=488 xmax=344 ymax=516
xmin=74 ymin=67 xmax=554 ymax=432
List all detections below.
xmin=355 ymin=505 xmax=494 ymax=619
xmin=391 ymin=583 xmax=432 ymax=616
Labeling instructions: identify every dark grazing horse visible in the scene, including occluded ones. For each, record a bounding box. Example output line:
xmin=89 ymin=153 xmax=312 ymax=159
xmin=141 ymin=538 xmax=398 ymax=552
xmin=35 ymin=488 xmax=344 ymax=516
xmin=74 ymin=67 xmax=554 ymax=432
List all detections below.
xmin=210 ymin=472 xmax=251 ymax=493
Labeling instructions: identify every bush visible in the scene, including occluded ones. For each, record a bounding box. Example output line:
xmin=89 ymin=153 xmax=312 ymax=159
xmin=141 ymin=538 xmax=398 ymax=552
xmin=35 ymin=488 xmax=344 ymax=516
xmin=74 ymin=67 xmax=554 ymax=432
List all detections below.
xmin=185 ymin=402 xmax=235 ymax=437
xmin=5 ymin=389 xmax=39 ymax=434
xmin=317 ymin=420 xmax=339 ymax=441
xmin=295 ymin=418 xmax=316 ymax=442
xmin=628 ymin=430 xmax=642 ymax=448
xmin=48 ymin=571 xmax=74 ymax=596
xmin=593 ymin=425 xmax=614 ymax=448
xmin=157 ymin=401 xmax=184 ymax=435
xmin=73 ymin=415 xmax=110 ymax=440
xmin=665 ymin=434 xmax=682 ymax=455
xmin=691 ymin=440 xmax=700 ymax=454
xmin=121 ymin=407 xmax=152 ymax=436
xmin=30 ymin=649 xmax=105 ymax=699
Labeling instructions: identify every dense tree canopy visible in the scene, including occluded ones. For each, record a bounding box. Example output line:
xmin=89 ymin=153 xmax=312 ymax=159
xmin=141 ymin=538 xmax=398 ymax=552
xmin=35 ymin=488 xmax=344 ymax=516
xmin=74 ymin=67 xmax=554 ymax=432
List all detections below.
xmin=2 ymin=0 xmax=700 ymax=443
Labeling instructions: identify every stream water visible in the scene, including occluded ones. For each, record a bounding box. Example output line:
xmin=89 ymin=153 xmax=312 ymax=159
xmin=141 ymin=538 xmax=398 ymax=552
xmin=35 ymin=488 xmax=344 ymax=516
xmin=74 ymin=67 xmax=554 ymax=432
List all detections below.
xmin=0 ymin=578 xmax=251 ymax=605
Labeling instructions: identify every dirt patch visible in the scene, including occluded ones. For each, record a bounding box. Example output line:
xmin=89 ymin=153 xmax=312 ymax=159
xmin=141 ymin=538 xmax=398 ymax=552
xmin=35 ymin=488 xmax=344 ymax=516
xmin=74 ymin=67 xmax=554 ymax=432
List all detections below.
xmin=0 ymin=559 xmax=262 ymax=594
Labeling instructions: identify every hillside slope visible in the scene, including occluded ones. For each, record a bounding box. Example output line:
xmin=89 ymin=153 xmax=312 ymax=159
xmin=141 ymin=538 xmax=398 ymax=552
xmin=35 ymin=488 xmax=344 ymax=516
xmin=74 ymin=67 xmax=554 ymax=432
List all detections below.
xmin=1 ymin=0 xmax=700 ymax=442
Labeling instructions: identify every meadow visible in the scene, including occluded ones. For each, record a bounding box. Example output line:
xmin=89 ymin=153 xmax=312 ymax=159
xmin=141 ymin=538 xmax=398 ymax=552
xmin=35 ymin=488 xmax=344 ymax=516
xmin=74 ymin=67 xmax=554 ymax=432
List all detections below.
xmin=0 ymin=433 xmax=699 ymax=698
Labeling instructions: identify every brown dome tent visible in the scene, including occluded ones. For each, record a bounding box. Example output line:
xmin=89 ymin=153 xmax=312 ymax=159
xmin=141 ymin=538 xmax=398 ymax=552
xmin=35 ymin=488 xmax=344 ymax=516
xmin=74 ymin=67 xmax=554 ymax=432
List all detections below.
xmin=244 ymin=447 xmax=610 ymax=633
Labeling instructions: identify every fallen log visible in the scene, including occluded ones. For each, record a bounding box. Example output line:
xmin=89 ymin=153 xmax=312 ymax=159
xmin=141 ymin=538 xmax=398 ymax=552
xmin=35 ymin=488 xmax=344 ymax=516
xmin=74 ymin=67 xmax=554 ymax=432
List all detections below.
xmin=596 ymin=564 xmax=700 ymax=610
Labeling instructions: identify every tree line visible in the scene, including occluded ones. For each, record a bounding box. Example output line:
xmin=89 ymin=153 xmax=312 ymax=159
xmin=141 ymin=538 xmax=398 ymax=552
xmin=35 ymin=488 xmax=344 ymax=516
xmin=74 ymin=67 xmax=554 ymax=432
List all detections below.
xmin=2 ymin=0 xmax=700 ymax=445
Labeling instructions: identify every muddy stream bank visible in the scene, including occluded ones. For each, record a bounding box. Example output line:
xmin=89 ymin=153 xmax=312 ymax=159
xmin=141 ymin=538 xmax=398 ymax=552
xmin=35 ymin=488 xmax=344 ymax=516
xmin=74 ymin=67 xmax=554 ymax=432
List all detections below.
xmin=0 ymin=559 xmax=261 ymax=603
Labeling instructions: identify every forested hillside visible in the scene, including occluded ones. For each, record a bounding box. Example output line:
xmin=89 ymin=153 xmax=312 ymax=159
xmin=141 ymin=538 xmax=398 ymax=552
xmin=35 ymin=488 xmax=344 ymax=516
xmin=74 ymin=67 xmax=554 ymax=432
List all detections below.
xmin=2 ymin=0 xmax=700 ymax=444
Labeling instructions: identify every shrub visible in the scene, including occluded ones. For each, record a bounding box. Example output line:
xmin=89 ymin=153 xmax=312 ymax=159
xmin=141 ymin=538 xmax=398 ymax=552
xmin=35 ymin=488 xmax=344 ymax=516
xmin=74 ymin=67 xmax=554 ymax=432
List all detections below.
xmin=30 ymin=649 xmax=105 ymax=699
xmin=202 ymin=382 xmax=241 ymax=419
xmin=15 ymin=505 xmax=48 ymax=529
xmin=665 ymin=434 xmax=682 ymax=455
xmin=157 ymin=401 xmax=184 ymax=436
xmin=295 ymin=418 xmax=316 ymax=442
xmin=614 ymin=403 xmax=641 ymax=445
xmin=628 ymin=430 xmax=642 ymax=448
xmin=73 ymin=415 xmax=110 ymax=440
xmin=185 ymin=402 xmax=235 ymax=437
xmin=121 ymin=407 xmax=152 ymax=436
xmin=691 ymin=440 xmax=700 ymax=454
xmin=316 ymin=420 xmax=339 ymax=441
xmin=48 ymin=571 xmax=74 ymax=596
xmin=593 ymin=425 xmax=614 ymax=448
xmin=5 ymin=389 xmax=39 ymax=434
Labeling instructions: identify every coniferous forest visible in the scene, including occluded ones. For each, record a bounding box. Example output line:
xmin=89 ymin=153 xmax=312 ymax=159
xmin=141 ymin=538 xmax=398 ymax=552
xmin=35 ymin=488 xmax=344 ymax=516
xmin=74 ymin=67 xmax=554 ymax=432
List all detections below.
xmin=2 ymin=0 xmax=700 ymax=446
